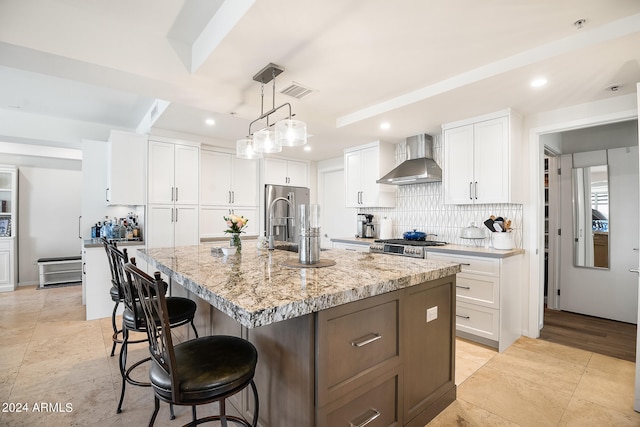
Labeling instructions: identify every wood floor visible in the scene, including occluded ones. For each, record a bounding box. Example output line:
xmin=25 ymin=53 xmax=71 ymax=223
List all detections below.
xmin=540 ymin=307 xmax=637 ymax=362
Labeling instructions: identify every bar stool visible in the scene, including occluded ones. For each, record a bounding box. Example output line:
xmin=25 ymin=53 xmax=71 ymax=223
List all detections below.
xmin=125 ymin=262 xmax=259 ymax=427
xmin=102 ymin=238 xmax=133 ymax=357
xmin=106 ymin=242 xmax=198 ymax=415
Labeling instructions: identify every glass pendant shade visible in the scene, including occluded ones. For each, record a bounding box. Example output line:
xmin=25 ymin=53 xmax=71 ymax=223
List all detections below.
xmin=276 ymin=119 xmax=307 ymax=147
xmin=236 ymin=138 xmax=261 ymax=159
xmin=253 ymin=128 xmax=282 ymax=153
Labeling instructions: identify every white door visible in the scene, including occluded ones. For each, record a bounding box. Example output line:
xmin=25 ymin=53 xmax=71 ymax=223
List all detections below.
xmin=474 ymin=116 xmax=509 ymax=204
xmin=286 ymin=160 xmax=309 ymax=187
xmin=345 ymin=150 xmax=362 ymax=207
xmin=320 ymin=168 xmax=355 ymax=248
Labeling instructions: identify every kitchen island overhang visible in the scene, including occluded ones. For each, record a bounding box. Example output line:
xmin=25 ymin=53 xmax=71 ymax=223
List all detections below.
xmin=137 ymin=244 xmax=461 ymax=329
xmin=137 ymin=244 xmax=461 ymax=427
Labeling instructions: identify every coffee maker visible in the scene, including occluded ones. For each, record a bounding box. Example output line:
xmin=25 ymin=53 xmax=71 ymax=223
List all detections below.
xmin=356 ymin=214 xmax=375 ymax=238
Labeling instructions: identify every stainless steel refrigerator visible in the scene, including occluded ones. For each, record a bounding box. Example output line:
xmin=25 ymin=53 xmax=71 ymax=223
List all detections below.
xmin=264 ymin=184 xmax=310 ymax=245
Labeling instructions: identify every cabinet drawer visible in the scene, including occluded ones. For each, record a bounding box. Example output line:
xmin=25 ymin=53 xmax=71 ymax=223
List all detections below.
xmin=456 ymin=301 xmax=499 ymax=341
xmin=317 ymin=295 xmax=400 ymax=406
xmin=456 ymin=274 xmax=499 ymax=308
xmin=318 ymin=370 xmax=401 ymax=427
xmin=428 ymin=253 xmax=499 ymax=276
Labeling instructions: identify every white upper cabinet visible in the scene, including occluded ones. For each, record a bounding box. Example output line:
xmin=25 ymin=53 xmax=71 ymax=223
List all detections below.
xmin=344 ymin=141 xmax=396 ymax=208
xmin=201 ymin=150 xmax=258 ymax=206
xmin=148 ymin=140 xmax=199 ymax=205
xmin=106 ymin=130 xmax=147 ymax=205
xmin=263 ymin=157 xmax=309 ymax=187
xmin=443 ymin=109 xmax=522 ymax=205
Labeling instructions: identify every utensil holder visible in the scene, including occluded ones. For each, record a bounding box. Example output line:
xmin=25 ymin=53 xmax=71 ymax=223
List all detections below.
xmin=492 ymin=232 xmax=514 ymax=250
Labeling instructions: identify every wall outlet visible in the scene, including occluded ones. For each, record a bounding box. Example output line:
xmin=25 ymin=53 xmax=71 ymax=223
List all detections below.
xmin=426 ymin=306 xmax=438 ymax=323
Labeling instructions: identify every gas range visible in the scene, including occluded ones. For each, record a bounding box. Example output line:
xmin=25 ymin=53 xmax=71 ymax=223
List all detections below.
xmin=369 ymin=239 xmax=447 ymax=258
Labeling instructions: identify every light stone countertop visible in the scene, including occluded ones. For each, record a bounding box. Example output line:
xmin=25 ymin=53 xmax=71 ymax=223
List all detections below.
xmin=137 ymin=244 xmax=460 ymax=329
xmin=330 ymin=237 xmax=524 ymax=258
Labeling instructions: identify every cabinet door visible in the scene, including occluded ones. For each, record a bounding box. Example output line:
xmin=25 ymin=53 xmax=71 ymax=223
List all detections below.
xmin=473 ymin=116 xmax=509 ymax=204
xmin=107 ymin=131 xmax=147 ymax=205
xmin=0 ymin=247 xmax=11 ymax=287
xmin=444 ymin=124 xmax=475 ymax=204
xmin=359 ymin=147 xmax=379 ymax=206
xmin=147 ymin=205 xmax=175 ymax=249
xmin=148 ymin=141 xmax=176 ymax=204
xmin=201 ymin=151 xmax=232 ymax=205
xmin=263 ymin=158 xmax=288 ymax=185
xmin=174 ymin=205 xmax=199 ymax=247
xmin=200 ymin=206 xmax=229 ymax=238
xmin=231 ymin=206 xmax=259 ymax=236
xmin=174 ymin=144 xmax=199 ymax=205
xmin=286 ymin=160 xmax=308 ymax=187
xmin=344 ymin=150 xmax=362 ymax=207
xmin=232 ymin=157 xmax=258 ymax=205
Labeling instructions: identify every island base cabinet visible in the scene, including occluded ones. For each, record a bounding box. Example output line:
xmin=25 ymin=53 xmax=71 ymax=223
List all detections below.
xmin=403 ymin=279 xmax=456 ymax=426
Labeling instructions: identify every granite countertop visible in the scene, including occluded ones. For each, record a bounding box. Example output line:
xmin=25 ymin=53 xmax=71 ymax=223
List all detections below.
xmin=137 ymin=244 xmax=460 ymax=329
xmin=330 ymin=237 xmax=524 ymax=258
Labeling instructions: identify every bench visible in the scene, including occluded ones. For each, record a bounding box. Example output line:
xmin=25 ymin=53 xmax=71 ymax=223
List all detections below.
xmin=37 ymin=256 xmax=82 ymax=288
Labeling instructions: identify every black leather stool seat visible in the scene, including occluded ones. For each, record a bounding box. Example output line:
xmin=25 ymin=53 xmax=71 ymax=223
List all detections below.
xmin=150 ymin=335 xmax=257 ymax=404
xmin=122 ymin=297 xmax=197 ymax=331
xmin=110 ymin=285 xmax=121 ymax=302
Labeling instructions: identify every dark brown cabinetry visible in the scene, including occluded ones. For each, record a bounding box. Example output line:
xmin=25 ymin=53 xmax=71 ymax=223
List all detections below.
xmin=175 ymin=275 xmax=456 ymax=427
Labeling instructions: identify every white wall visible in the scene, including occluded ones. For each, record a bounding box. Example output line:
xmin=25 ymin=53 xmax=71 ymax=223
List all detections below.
xmin=17 ymin=166 xmax=83 ymax=285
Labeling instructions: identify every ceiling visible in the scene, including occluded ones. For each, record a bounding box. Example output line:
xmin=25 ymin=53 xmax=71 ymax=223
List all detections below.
xmin=0 ymin=0 xmax=639 ymax=161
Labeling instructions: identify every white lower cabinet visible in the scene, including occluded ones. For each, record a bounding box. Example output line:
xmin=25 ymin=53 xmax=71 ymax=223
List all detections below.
xmin=84 ymin=244 xmax=146 ymax=321
xmin=0 ymin=239 xmax=15 ymax=292
xmin=427 ymin=251 xmax=522 ymax=352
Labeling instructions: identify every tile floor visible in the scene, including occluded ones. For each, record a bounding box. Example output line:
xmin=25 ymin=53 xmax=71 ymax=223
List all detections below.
xmin=1 ymin=285 xmax=639 ymax=426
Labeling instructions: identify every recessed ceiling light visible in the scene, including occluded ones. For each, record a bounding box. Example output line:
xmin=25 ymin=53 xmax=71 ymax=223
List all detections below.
xmin=205 ymin=118 xmax=215 ymax=126
xmin=380 ymin=122 xmax=390 ymax=130
xmin=304 ymin=146 xmax=311 ymax=152
xmin=530 ymin=78 xmax=547 ymax=88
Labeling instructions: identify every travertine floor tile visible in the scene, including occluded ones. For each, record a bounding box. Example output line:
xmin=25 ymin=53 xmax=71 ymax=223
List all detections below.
xmin=572 ymin=357 xmax=636 ymax=415
xmin=485 ymin=344 xmax=586 ymax=393
xmin=558 ymin=396 xmax=640 ymax=426
xmin=458 ymin=365 xmax=573 ymax=427
xmin=509 ymin=336 xmax=592 ymax=366
xmin=428 ymin=398 xmax=519 ymax=426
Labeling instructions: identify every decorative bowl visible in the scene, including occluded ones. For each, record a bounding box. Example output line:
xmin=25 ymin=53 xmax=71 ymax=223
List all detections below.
xmin=221 ymin=246 xmax=237 ymax=256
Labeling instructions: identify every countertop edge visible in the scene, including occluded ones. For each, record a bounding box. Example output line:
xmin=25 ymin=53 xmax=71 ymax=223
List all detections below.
xmin=137 ymin=248 xmax=461 ymax=329
xmin=83 ymin=239 xmax=145 ymax=248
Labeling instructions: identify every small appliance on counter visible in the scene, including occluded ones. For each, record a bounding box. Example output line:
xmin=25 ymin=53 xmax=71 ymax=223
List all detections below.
xmin=356 ymin=213 xmax=375 ymax=238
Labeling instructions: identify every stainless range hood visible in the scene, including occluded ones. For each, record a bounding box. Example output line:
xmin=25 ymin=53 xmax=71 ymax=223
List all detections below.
xmin=377 ymin=134 xmax=442 ymax=185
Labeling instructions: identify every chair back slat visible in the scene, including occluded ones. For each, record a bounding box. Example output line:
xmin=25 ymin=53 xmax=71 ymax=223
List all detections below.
xmin=102 ymin=238 xmax=121 ymax=291
xmin=124 ymin=263 xmax=180 ymax=404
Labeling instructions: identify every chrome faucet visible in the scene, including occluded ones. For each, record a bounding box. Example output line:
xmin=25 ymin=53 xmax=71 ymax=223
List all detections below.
xmin=268 ymin=196 xmax=294 ymax=250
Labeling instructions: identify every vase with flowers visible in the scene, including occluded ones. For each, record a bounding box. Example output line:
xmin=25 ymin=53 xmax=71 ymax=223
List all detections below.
xmin=223 ymin=214 xmax=249 ymax=253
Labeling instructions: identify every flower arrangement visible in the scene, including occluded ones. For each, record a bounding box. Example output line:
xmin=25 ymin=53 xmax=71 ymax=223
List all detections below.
xmin=223 ymin=214 xmax=248 ymax=252
xmin=224 ymin=214 xmax=248 ymax=234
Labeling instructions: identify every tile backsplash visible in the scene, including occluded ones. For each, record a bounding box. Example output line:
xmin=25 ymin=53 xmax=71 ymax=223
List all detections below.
xmin=359 ymin=134 xmax=523 ymax=247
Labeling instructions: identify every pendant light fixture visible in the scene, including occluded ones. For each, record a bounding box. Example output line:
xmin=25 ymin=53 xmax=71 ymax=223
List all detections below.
xmin=236 ymin=63 xmax=307 ymax=159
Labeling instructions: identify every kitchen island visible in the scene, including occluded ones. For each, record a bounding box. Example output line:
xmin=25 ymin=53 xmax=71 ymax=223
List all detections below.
xmin=138 ymin=244 xmax=461 ymax=427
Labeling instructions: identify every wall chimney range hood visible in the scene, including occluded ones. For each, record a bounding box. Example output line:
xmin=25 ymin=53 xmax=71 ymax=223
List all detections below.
xmin=377 ymin=134 xmax=442 ymax=185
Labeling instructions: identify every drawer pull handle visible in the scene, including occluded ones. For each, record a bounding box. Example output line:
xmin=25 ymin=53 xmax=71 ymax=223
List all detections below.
xmin=460 ymin=263 xmax=471 ymax=266
xmin=456 ymin=314 xmax=470 ymax=319
xmin=349 ymin=408 xmax=381 ymax=427
xmin=351 ymin=333 xmax=382 ymax=347
xmin=456 ymin=285 xmax=471 ymax=290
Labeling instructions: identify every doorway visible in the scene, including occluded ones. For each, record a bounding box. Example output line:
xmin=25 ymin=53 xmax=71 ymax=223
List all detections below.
xmin=536 ymin=120 xmax=639 ymax=354
xmin=318 ymin=165 xmax=355 ymax=248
